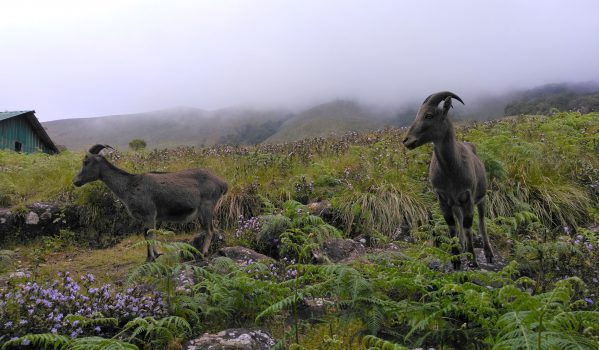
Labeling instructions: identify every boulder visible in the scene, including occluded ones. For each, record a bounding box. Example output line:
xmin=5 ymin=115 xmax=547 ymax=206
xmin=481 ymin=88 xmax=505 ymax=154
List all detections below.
xmin=391 ymin=223 xmax=413 ymax=243
xmin=307 ymin=200 xmax=338 ymax=226
xmin=297 ymin=297 xmax=335 ymax=320
xmin=0 ymin=203 xmax=64 ymax=242
xmin=218 ymin=246 xmax=273 ymax=264
xmin=314 ymin=238 xmax=365 ymax=263
xmin=307 ymin=200 xmax=332 ymax=216
xmin=185 ymin=328 xmax=276 ymax=350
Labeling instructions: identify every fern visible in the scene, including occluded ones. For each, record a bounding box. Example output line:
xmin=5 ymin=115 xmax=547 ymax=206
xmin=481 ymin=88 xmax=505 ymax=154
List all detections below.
xmin=1 ymin=333 xmax=70 ymax=350
xmin=492 ymin=279 xmax=599 ymax=350
xmin=120 ymin=316 xmax=190 ymax=349
xmin=64 ymin=315 xmax=119 ymax=329
xmin=255 ymin=291 xmax=304 ymax=322
xmin=361 ymin=335 xmax=407 ymax=350
xmin=66 ymin=337 xmax=139 ymax=350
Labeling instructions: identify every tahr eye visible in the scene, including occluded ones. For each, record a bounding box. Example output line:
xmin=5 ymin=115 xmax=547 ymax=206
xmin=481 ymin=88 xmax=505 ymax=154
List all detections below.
xmin=425 ymin=113 xmax=434 ymax=119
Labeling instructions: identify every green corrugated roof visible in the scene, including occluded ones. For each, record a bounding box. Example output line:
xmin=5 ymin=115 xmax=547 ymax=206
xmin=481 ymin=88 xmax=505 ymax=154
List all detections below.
xmin=0 ymin=111 xmax=34 ymax=122
xmin=0 ymin=110 xmax=59 ymax=153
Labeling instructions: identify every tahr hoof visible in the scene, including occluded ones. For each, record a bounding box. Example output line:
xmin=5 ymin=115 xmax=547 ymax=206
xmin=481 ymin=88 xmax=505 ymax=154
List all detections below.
xmin=468 ymin=261 xmax=479 ymax=268
xmin=194 ymin=252 xmax=205 ymax=263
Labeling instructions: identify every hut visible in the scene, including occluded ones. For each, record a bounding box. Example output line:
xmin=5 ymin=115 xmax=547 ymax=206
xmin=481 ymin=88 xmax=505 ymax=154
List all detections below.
xmin=0 ymin=111 xmax=59 ymax=154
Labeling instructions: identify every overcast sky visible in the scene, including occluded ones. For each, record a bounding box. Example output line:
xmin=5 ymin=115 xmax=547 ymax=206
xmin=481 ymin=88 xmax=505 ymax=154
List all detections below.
xmin=2 ymin=0 xmax=598 ymax=121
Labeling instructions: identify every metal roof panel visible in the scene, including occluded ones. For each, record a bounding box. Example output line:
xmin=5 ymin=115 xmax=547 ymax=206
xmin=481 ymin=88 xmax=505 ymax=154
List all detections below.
xmin=0 ymin=111 xmax=34 ymax=122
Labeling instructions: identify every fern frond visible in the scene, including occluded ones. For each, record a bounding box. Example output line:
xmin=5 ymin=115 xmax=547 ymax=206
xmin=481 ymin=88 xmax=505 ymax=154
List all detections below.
xmin=361 ymin=335 xmax=407 ymax=350
xmin=65 ymin=315 xmax=118 ymax=328
xmin=156 ymin=316 xmax=192 ymax=336
xmin=256 ymin=292 xmax=303 ymax=322
xmin=66 ymin=337 xmax=138 ymax=350
xmin=126 ymin=261 xmax=173 ymax=284
xmin=1 ymin=333 xmax=70 ymax=350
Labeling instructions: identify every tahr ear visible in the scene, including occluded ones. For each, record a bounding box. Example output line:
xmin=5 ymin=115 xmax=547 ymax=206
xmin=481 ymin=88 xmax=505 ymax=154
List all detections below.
xmin=442 ymin=96 xmax=453 ymax=117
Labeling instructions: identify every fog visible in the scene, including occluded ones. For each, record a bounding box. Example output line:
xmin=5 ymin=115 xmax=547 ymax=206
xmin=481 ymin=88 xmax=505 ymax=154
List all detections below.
xmin=1 ymin=0 xmax=599 ymax=121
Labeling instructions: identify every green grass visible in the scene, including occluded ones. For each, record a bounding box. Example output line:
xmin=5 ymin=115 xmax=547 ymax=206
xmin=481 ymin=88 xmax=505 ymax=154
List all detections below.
xmin=3 ymin=112 xmax=596 ymax=229
xmin=1 ymin=112 xmax=598 ymax=349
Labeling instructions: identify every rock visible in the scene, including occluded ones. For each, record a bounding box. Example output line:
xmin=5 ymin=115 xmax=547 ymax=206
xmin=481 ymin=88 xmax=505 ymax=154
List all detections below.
xmin=175 ymin=268 xmax=196 ymax=293
xmin=383 ymin=242 xmax=401 ymax=251
xmin=297 ymin=297 xmax=335 ymax=319
xmin=391 ymin=223 xmax=413 ymax=242
xmin=26 ymin=211 xmax=40 ymax=225
xmin=185 ymin=328 xmax=276 ymax=350
xmin=0 ymin=202 xmax=67 ymax=242
xmin=307 ymin=201 xmax=331 ymax=216
xmin=427 ymin=259 xmax=444 ymax=271
xmin=8 ymin=270 xmax=30 ymax=279
xmin=218 ymin=246 xmax=273 ymax=264
xmin=314 ymin=238 xmax=365 ymax=263
xmin=0 ymin=208 xmax=11 ymax=225
xmin=0 ymin=267 xmax=31 ymax=291
xmin=457 ymin=248 xmax=507 ymax=272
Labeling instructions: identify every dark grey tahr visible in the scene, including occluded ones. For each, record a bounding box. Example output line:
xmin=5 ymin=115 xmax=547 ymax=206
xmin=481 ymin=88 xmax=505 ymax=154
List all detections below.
xmin=403 ymin=91 xmax=494 ymax=269
xmin=73 ymin=144 xmax=228 ymax=261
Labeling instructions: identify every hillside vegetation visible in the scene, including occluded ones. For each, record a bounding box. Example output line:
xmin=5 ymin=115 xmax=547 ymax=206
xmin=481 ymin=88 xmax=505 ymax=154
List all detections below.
xmin=264 ymin=100 xmax=391 ymax=143
xmin=505 ymin=82 xmax=599 ymax=116
xmin=42 ymin=101 xmax=397 ymax=151
xmin=43 ymin=107 xmax=292 ymax=150
xmin=1 ymin=112 xmax=598 ymax=349
xmin=42 ymin=82 xmax=599 ymax=151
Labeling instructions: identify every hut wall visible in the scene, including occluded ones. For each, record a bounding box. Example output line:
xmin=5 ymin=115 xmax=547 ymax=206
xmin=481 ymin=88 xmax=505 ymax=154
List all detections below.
xmin=0 ymin=115 xmax=52 ymax=153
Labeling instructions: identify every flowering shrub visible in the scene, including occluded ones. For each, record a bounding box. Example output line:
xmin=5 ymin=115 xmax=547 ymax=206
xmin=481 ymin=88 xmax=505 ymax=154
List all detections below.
xmin=293 ymin=176 xmax=314 ymax=204
xmin=234 ymin=216 xmax=262 ymax=240
xmin=240 ymin=257 xmax=298 ymax=282
xmin=0 ymin=272 xmax=167 ymax=339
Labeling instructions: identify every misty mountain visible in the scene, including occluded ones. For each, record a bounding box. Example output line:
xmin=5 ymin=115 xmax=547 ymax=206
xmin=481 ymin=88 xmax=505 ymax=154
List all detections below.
xmin=43 ymin=101 xmax=400 ymax=150
xmin=43 ymin=107 xmax=291 ymax=150
xmin=42 ymin=81 xmax=599 ymax=151
xmin=504 ymin=82 xmax=599 ymax=115
xmin=264 ymin=100 xmax=397 ymax=143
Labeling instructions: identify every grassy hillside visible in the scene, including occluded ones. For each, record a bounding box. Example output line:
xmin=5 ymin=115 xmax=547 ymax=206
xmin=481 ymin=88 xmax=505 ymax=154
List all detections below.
xmin=43 ymin=101 xmax=397 ymax=151
xmin=41 ymin=82 xmax=599 ymax=152
xmin=43 ymin=107 xmax=291 ymax=150
xmin=505 ymin=82 xmax=599 ymax=115
xmin=1 ymin=112 xmax=598 ymax=349
xmin=264 ymin=100 xmax=392 ymax=143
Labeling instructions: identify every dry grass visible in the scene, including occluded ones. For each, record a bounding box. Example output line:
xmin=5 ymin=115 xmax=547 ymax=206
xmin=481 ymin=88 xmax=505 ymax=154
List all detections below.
xmin=11 ymin=233 xmax=197 ymax=284
xmin=215 ymin=183 xmax=264 ymax=229
xmin=336 ymin=183 xmax=431 ymax=237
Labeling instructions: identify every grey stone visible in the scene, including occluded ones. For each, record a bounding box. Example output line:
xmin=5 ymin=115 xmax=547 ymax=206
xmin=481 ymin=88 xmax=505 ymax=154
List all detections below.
xmin=315 ymin=238 xmax=365 ymax=263
xmin=185 ymin=328 xmax=276 ymax=350
xmin=307 ymin=201 xmax=331 ymax=216
xmin=26 ymin=211 xmax=39 ymax=225
xmin=218 ymin=246 xmax=273 ymax=264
